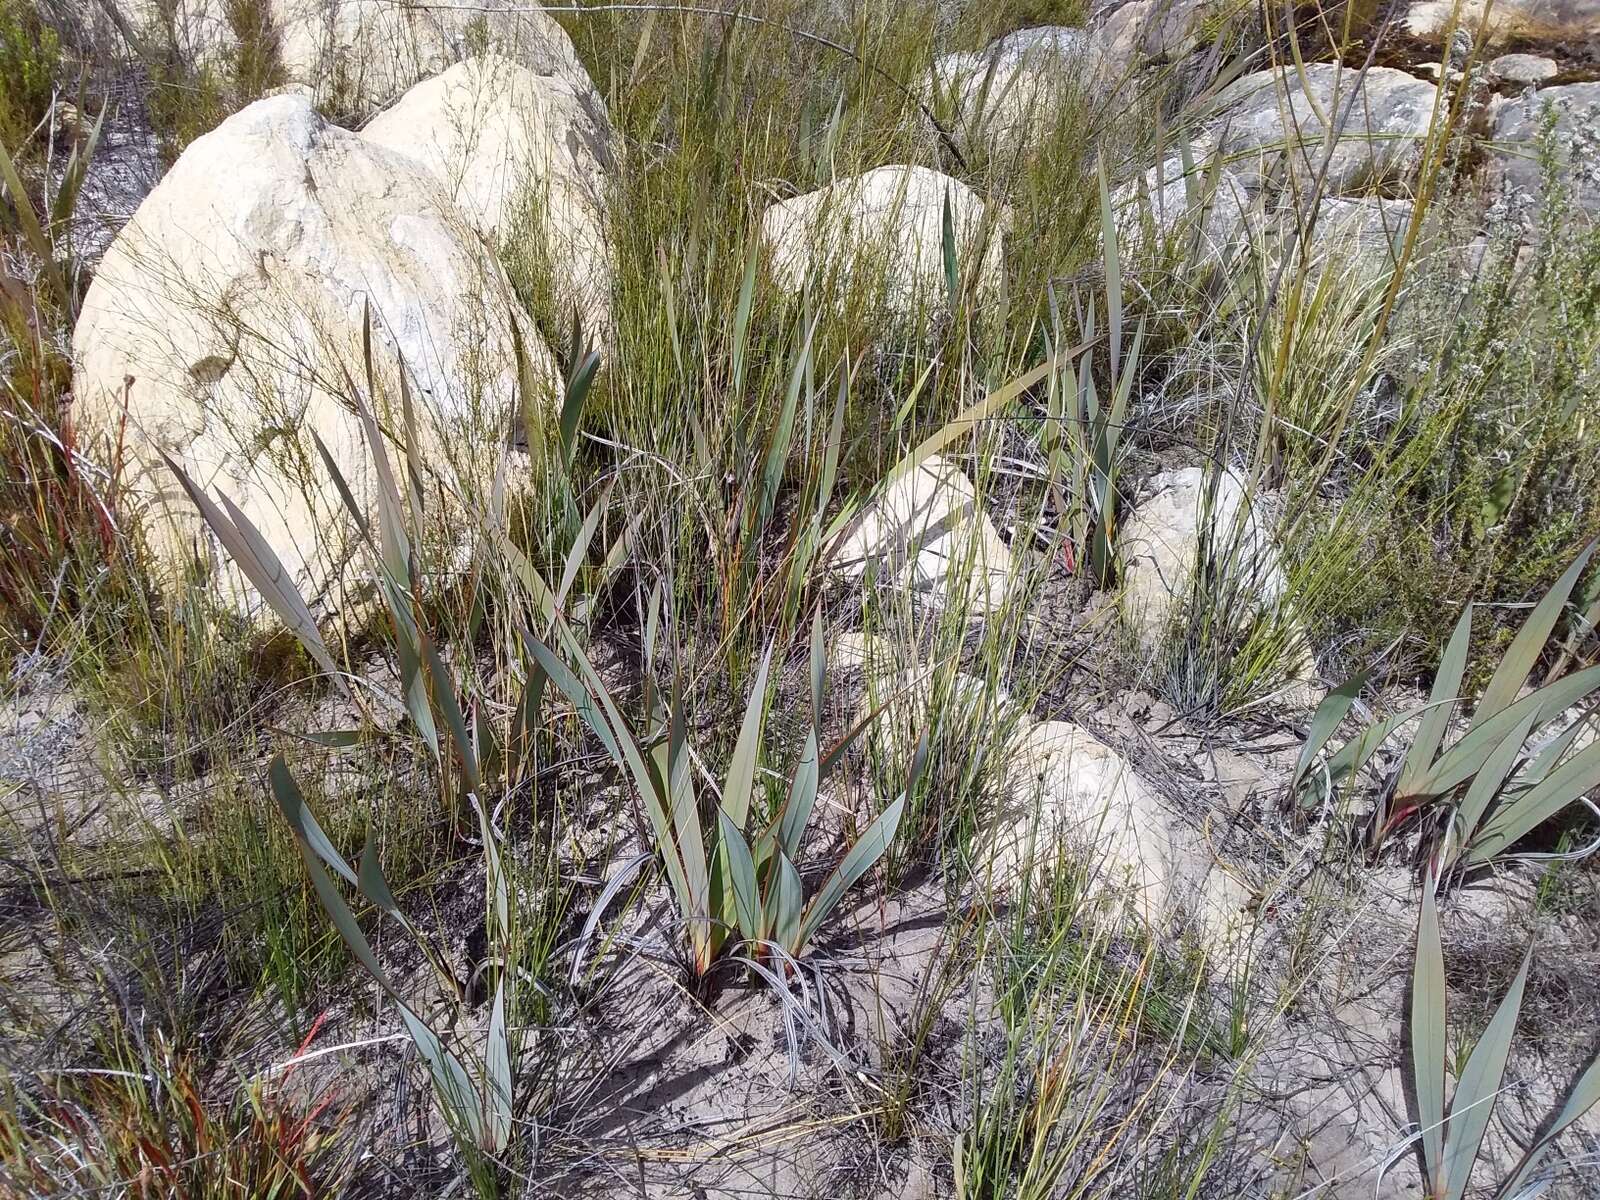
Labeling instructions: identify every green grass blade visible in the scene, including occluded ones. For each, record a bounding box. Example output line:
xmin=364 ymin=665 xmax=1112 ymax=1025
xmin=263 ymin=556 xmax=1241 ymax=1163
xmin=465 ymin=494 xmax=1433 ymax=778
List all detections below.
xmin=557 ymin=478 xmax=613 ymax=612
xmin=1477 ymin=538 xmax=1599 ymax=722
xmin=561 ymin=345 xmax=600 ymax=466
xmin=0 ymin=135 xmax=69 ymax=311
xmin=1441 ymin=950 xmax=1531 ymax=1200
xmin=942 ymin=183 xmax=959 ymax=311
xmin=1413 ymin=872 xmax=1447 ymax=1189
xmin=731 ymin=236 xmax=759 ymax=396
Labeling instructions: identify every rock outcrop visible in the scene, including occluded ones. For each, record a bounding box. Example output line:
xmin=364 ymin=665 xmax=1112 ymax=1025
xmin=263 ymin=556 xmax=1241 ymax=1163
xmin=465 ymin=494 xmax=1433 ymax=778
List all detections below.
xmin=72 ymin=95 xmax=558 ymax=622
xmin=1116 ymin=467 xmax=1314 ymax=700
xmin=927 ymin=26 xmax=1102 ymax=163
xmin=364 ymin=55 xmax=618 ymax=338
xmin=1488 ymin=82 xmax=1600 ymax=221
xmin=760 ymin=166 xmax=1004 ymax=324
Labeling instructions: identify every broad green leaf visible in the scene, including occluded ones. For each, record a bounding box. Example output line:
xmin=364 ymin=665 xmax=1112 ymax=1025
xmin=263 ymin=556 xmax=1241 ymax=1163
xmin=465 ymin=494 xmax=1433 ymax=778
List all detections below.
xmin=722 ymin=641 xmax=773 ymax=831
xmin=0 ymin=136 xmax=68 ymax=311
xmin=160 ymin=454 xmax=344 ymax=692
xmin=270 ymin=755 xmax=356 ymax=886
xmin=310 ymin=430 xmax=373 ymax=544
xmin=1497 ymin=1048 xmax=1600 ymax=1199
xmin=421 ymin=633 xmax=482 ymax=797
xmin=809 ymin=606 xmax=827 ymax=724
xmin=1477 ymin=538 xmax=1598 ymax=722
xmin=1466 ymin=737 xmax=1600 ymax=865
xmin=1451 ymin=709 xmax=1536 ymax=853
xmin=296 ymin=838 xmax=482 ymax=1145
xmin=718 ymin=811 xmax=762 ymax=943
xmin=1413 ymin=873 xmax=1447 ymax=1188
xmin=557 ymin=478 xmax=613 ymax=612
xmin=1098 ymin=152 xmax=1123 ymax=394
xmin=1418 ymin=666 xmax=1600 ymax=798
xmin=485 ymin=975 xmax=512 ymax=1152
xmin=1291 ymin=668 xmax=1371 ymax=794
xmin=795 ymin=795 xmax=904 ymax=952
xmin=1398 ymin=608 xmax=1472 ymax=797
xmin=561 ymin=346 xmax=600 ymax=466
xmin=1441 ymin=950 xmax=1531 ymax=1200
xmin=667 ymin=694 xmax=710 ymax=929
xmin=775 ymin=728 xmax=820 ymax=861
xmin=771 ymin=851 xmax=803 ymax=951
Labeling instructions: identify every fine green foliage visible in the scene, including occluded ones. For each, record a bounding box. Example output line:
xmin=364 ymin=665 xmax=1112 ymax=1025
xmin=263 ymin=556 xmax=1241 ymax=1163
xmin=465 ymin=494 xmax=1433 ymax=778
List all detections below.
xmin=1292 ymin=538 xmax=1600 ymax=873
xmin=1406 ymin=873 xmax=1600 ymax=1200
xmin=532 ymin=605 xmax=926 ymax=982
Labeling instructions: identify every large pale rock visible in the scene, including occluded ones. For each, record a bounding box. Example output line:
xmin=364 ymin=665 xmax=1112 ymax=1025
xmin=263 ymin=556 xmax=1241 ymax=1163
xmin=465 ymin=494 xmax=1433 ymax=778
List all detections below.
xmin=364 ymin=55 xmax=617 ymax=338
xmin=1210 ymin=65 xmax=1440 ymax=194
xmin=72 ymin=95 xmax=559 ymax=621
xmin=988 ymin=721 xmax=1250 ymax=948
xmin=1113 ymin=152 xmax=1254 ymax=262
xmin=760 ymin=166 xmax=1004 ymax=324
xmin=927 ymin=27 xmax=1102 ymax=163
xmin=828 ymin=455 xmax=1017 ymax=614
xmin=270 ymin=0 xmax=588 ymax=118
xmin=1119 ymin=468 xmax=1284 ymax=646
xmin=1302 ymin=196 xmax=1414 ymax=268
xmin=1488 ymin=83 xmax=1600 ymax=221
xmin=1488 ymin=52 xmax=1560 ymax=85
xmin=1093 ymin=0 xmax=1214 ymax=71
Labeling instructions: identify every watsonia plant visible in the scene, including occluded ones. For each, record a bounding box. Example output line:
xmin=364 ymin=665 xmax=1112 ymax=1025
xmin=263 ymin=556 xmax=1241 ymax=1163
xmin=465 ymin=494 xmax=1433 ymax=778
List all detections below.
xmin=531 ymin=602 xmax=926 ymax=986
xmin=1290 ymin=538 xmax=1600 ymax=875
xmin=161 ymin=307 xmax=604 ymax=1188
xmin=1404 ymin=870 xmax=1600 ymax=1199
xmin=1038 ymin=158 xmax=1143 ymax=586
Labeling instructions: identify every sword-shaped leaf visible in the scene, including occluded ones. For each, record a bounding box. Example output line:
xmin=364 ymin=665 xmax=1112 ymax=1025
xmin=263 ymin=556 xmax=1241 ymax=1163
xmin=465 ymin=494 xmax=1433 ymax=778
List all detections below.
xmin=1398 ymin=608 xmax=1472 ymax=797
xmin=1413 ymin=872 xmax=1447 ymax=1188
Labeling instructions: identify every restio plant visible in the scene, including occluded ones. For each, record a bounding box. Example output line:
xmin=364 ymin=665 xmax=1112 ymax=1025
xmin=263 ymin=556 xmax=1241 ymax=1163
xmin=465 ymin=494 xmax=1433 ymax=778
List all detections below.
xmin=1291 ymin=538 xmax=1600 ymax=876
xmin=1404 ymin=870 xmax=1600 ymax=1199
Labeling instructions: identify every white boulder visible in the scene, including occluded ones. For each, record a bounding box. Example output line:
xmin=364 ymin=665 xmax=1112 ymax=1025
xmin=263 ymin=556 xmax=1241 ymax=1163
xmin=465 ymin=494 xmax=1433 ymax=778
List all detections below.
xmin=989 ymin=720 xmax=1251 ymax=948
xmin=1113 ymin=152 xmax=1255 ymax=263
xmin=1210 ymin=65 xmax=1440 ymax=194
xmin=927 ymin=27 xmax=1103 ymax=164
xmin=760 ymin=166 xmax=1005 ymax=324
xmin=72 ymin=95 xmax=559 ymax=622
xmin=364 ymin=55 xmax=618 ymax=339
xmin=270 ymin=0 xmax=590 ymax=118
xmin=828 ymin=455 xmax=1017 ymax=614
